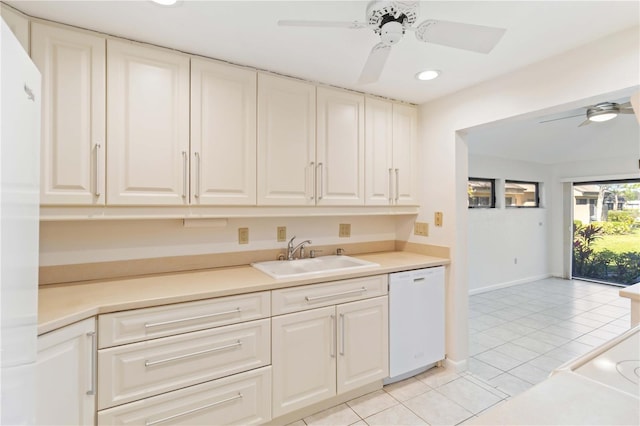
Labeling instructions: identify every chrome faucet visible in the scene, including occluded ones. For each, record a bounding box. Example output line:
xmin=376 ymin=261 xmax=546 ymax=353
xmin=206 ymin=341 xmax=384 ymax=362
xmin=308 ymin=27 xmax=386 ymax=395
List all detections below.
xmin=287 ymin=236 xmax=312 ymax=260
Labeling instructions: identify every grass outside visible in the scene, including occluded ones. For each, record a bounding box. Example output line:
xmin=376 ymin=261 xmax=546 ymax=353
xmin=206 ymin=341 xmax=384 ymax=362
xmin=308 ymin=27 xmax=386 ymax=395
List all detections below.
xmin=592 ymin=229 xmax=640 ymax=254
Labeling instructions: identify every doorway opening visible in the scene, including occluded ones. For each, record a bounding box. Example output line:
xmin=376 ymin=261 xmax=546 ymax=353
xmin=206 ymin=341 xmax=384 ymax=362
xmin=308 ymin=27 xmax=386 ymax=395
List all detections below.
xmin=572 ymin=179 xmax=640 ymax=286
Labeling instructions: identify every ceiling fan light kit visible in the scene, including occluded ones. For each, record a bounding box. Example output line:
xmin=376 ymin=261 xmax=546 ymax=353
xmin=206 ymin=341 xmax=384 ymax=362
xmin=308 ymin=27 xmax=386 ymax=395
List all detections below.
xmin=278 ymin=1 xmax=506 ymax=84
xmin=586 ymin=103 xmax=620 ymax=123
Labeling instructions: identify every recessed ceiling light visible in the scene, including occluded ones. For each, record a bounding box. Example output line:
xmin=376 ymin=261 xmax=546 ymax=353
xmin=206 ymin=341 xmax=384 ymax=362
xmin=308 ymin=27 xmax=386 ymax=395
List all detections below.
xmin=415 ymin=70 xmax=440 ymax=81
xmin=151 ymin=0 xmax=177 ymax=6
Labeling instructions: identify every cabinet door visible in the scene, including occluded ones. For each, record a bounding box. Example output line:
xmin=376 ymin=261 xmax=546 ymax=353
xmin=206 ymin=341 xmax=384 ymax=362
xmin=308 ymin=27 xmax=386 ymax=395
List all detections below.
xmin=392 ymin=103 xmax=418 ymax=205
xmin=272 ymin=306 xmax=335 ymax=417
xmin=191 ymin=58 xmax=256 ymax=205
xmin=316 ymin=87 xmax=364 ymax=206
xmin=257 ymin=73 xmax=316 ymax=206
xmin=0 ymin=4 xmax=29 ymax=53
xmin=32 ymin=23 xmax=106 ymax=205
xmin=364 ymin=97 xmax=393 ymax=205
xmin=36 ymin=317 xmax=96 ymax=426
xmin=337 ymin=297 xmax=388 ymax=394
xmin=107 ymin=39 xmax=189 ymax=205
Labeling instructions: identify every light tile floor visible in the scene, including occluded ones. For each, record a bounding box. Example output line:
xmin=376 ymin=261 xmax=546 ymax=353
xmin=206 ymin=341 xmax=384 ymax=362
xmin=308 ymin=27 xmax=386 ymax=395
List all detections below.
xmin=287 ymin=278 xmax=631 ymax=426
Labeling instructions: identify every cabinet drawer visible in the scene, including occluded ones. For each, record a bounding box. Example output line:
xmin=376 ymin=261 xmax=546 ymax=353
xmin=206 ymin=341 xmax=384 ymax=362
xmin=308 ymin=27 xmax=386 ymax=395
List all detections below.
xmin=99 ymin=291 xmax=270 ymax=348
xmin=97 ymin=366 xmax=271 ymax=425
xmin=98 ymin=319 xmax=270 ymax=410
xmin=272 ymin=275 xmax=387 ymax=315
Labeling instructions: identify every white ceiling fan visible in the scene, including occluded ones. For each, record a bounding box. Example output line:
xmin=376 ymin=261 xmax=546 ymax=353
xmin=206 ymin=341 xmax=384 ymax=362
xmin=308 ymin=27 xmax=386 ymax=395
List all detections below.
xmin=278 ymin=1 xmax=507 ymax=84
xmin=539 ymin=101 xmax=636 ymax=127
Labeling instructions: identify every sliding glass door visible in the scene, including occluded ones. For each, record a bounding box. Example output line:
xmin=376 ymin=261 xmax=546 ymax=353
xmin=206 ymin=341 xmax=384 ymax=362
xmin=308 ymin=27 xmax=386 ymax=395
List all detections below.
xmin=572 ymin=179 xmax=640 ymax=286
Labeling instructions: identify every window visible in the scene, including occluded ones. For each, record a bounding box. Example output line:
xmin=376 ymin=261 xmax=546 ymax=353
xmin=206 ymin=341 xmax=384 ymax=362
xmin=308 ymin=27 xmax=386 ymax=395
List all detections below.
xmin=505 ymin=180 xmax=539 ymax=207
xmin=468 ymin=178 xmax=495 ymax=208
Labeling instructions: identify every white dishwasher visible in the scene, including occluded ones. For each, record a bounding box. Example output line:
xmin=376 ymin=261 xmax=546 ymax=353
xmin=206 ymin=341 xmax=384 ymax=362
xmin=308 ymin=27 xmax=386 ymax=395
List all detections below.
xmin=385 ymin=266 xmax=445 ymax=384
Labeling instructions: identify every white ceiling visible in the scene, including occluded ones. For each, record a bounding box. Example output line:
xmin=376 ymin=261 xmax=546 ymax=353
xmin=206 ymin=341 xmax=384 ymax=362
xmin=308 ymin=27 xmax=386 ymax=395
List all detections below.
xmin=8 ymin=0 xmax=640 ymax=165
xmin=8 ymin=0 xmax=640 ymax=105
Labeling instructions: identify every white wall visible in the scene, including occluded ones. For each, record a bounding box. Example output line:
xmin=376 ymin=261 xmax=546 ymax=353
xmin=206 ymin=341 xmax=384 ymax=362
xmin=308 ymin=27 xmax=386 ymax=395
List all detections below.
xmin=416 ymin=26 xmax=639 ymax=366
xmin=40 ymin=215 xmax=403 ymax=266
xmin=467 ymin=155 xmax=552 ymax=294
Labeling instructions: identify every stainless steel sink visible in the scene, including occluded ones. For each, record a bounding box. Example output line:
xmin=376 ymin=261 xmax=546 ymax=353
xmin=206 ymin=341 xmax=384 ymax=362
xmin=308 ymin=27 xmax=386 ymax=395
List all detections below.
xmin=251 ymin=255 xmax=379 ymax=279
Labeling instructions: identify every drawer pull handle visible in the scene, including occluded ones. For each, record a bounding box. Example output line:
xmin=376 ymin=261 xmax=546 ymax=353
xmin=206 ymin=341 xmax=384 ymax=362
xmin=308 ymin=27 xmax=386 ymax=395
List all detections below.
xmin=144 ymin=340 xmax=242 ymax=367
xmin=144 ymin=308 xmax=241 ymax=329
xmin=145 ymin=393 xmax=243 ymax=426
xmin=413 ymin=277 xmax=425 ymax=282
xmin=305 ymin=287 xmax=367 ymax=302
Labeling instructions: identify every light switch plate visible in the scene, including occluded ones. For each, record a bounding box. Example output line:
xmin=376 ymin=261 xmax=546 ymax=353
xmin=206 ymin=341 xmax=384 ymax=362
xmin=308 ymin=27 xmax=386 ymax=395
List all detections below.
xmin=238 ymin=227 xmax=249 ymax=244
xmin=339 ymin=223 xmax=351 ymax=238
xmin=277 ymin=226 xmax=287 ymax=242
xmin=434 ymin=212 xmax=443 ymax=227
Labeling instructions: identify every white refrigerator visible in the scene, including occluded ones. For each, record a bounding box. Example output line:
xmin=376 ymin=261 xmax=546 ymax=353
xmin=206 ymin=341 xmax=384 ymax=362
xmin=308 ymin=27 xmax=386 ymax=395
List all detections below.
xmin=0 ymin=18 xmax=42 ymax=425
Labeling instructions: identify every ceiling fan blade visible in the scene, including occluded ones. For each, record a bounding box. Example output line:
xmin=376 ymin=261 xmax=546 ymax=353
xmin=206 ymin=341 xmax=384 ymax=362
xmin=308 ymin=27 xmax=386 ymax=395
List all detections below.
xmin=358 ymin=43 xmax=392 ymax=85
xmin=618 ymin=101 xmax=634 ymax=113
xmin=578 ymin=119 xmax=592 ymax=127
xmin=278 ymin=20 xmax=368 ymax=29
xmin=630 ymin=92 xmax=640 ymax=124
xmin=413 ymin=19 xmax=506 ymax=53
xmin=538 ymin=113 xmax=584 ymax=124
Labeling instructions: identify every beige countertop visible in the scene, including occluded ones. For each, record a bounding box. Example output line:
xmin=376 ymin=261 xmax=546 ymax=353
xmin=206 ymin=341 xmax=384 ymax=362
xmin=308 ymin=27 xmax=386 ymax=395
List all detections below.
xmin=38 ymin=251 xmax=449 ymax=335
xmin=620 ymin=282 xmax=640 ymax=301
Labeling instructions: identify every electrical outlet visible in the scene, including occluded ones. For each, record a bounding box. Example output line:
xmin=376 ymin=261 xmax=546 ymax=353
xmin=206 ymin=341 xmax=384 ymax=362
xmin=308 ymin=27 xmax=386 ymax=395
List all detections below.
xmin=434 ymin=212 xmax=443 ymax=227
xmin=339 ymin=223 xmax=351 ymax=238
xmin=277 ymin=226 xmax=287 ymax=242
xmin=414 ymin=222 xmax=429 ymax=236
xmin=238 ymin=227 xmax=249 ymax=244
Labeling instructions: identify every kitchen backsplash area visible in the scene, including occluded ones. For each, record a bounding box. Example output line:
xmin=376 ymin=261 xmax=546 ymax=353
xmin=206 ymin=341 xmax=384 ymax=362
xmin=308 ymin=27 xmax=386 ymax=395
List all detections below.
xmin=39 ymin=215 xmax=424 ymax=284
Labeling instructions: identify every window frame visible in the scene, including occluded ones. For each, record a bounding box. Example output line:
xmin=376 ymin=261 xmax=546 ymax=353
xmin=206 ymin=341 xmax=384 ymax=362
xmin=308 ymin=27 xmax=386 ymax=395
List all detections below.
xmin=468 ymin=177 xmax=496 ymax=209
xmin=504 ymin=180 xmax=540 ymax=208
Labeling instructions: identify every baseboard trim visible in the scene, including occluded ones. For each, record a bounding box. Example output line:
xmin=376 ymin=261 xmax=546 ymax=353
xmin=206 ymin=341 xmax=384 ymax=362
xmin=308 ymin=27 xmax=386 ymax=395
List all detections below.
xmin=468 ymin=274 xmax=552 ymax=296
xmin=445 ymin=357 xmax=468 ymax=373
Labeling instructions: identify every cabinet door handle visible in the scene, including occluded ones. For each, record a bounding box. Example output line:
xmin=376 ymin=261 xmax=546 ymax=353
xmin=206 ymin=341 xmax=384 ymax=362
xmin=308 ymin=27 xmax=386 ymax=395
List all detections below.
xmin=86 ymin=331 xmax=97 ymax=396
xmin=339 ymin=313 xmax=345 ymax=356
xmin=388 ymin=168 xmax=393 ymax=203
xmin=330 ymin=314 xmax=336 ymax=358
xmin=317 ymin=162 xmax=323 ymax=200
xmin=181 ymin=151 xmax=188 ymax=198
xmin=144 ymin=308 xmax=241 ymax=329
xmin=94 ymin=143 xmax=102 ymax=197
xmin=144 ymin=340 xmax=242 ymax=367
xmin=308 ymin=162 xmax=315 ymax=200
xmin=194 ymin=152 xmax=201 ymax=198
xmin=145 ymin=393 xmax=243 ymax=426
xmin=395 ymin=168 xmax=400 ymax=203
xmin=305 ymin=287 xmax=367 ymax=302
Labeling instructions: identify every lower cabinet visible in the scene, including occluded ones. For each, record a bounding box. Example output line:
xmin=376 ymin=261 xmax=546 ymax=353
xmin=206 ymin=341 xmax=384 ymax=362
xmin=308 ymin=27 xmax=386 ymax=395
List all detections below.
xmin=97 ymin=366 xmax=271 ymax=425
xmin=36 ymin=317 xmax=97 ymax=426
xmin=272 ymin=296 xmax=388 ymax=418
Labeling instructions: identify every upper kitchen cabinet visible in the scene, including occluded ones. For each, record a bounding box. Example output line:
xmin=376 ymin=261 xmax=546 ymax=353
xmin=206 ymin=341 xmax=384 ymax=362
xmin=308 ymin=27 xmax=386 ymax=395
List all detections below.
xmin=31 ymin=22 xmax=106 ymax=205
xmin=257 ymin=73 xmax=316 ymax=206
xmin=1 ymin=4 xmax=29 ymax=53
xmin=392 ymin=103 xmax=418 ymax=205
xmin=191 ymin=58 xmax=257 ymax=205
xmin=316 ymin=87 xmax=365 ymax=206
xmin=365 ymin=97 xmax=418 ymax=206
xmin=107 ymin=39 xmax=189 ymax=206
